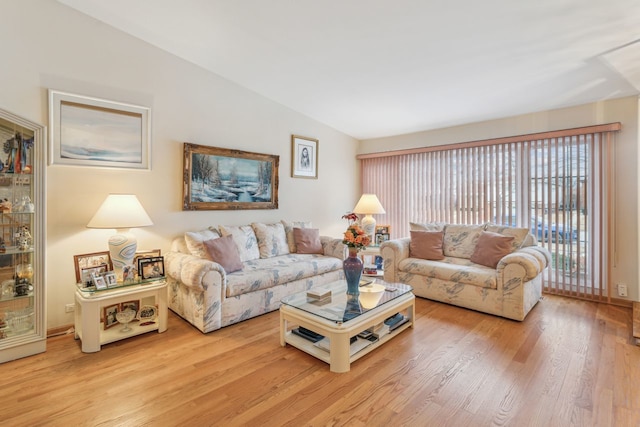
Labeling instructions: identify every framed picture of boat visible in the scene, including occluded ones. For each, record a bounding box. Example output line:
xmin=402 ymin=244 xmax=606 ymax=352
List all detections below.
xmin=182 ymin=143 xmax=279 ymax=210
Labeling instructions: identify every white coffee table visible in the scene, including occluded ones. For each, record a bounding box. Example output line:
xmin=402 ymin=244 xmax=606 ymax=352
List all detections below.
xmin=280 ymin=280 xmax=414 ymax=373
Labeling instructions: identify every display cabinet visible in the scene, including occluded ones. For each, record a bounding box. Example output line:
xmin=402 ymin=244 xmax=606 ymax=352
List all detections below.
xmin=0 ymin=108 xmax=46 ymax=363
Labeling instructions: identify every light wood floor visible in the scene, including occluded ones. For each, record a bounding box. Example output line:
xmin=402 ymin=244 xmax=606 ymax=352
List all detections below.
xmin=2 ymin=295 xmax=639 ymax=426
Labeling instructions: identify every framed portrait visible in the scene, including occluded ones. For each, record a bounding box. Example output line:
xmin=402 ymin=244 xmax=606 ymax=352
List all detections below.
xmin=74 ymin=251 xmax=113 ymax=283
xmin=139 ymin=256 xmax=165 ymax=280
xmin=92 ymin=274 xmax=107 ymax=290
xmin=133 ymin=249 xmax=161 ymax=277
xmin=80 ymin=265 xmax=108 ymax=288
xmin=104 ymin=272 xmax=118 ymax=288
xmin=375 ymin=233 xmax=390 ymax=246
xmin=121 ymin=300 xmax=140 ymax=315
xmin=291 ymin=135 xmax=318 ymax=179
xmin=103 ymin=304 xmax=119 ymax=329
xmin=183 ymin=143 xmax=279 ymax=210
xmin=49 ymin=90 xmax=151 ymax=170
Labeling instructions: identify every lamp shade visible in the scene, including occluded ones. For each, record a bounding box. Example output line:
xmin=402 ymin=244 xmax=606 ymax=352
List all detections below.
xmin=87 ymin=194 xmax=153 ymax=229
xmin=353 ymin=194 xmax=385 ymax=215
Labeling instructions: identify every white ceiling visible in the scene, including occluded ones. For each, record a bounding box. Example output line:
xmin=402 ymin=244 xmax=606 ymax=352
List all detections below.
xmin=58 ymin=0 xmax=640 ymax=140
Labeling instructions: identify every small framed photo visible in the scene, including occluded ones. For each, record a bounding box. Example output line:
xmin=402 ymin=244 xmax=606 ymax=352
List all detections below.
xmin=80 ymin=265 xmax=108 ymax=288
xmin=74 ymin=251 xmax=113 ymax=283
xmin=139 ymin=256 xmax=165 ymax=280
xmin=375 ymin=233 xmax=390 ymax=246
xmin=121 ymin=300 xmax=139 ymax=315
xmin=291 ymin=135 xmax=318 ymax=179
xmin=375 ymin=225 xmax=390 ymax=235
xmin=103 ymin=304 xmax=119 ymax=329
xmin=92 ymin=274 xmax=107 ymax=290
xmin=133 ymin=249 xmax=161 ymax=278
xmin=104 ymin=272 xmax=118 ymax=288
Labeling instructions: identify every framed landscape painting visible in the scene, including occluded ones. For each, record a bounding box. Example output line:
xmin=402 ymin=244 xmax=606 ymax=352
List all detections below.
xmin=183 ymin=143 xmax=279 ymax=210
xmin=49 ymin=90 xmax=150 ymax=170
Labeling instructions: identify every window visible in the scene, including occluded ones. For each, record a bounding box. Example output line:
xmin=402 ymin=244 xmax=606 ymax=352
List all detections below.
xmin=359 ymin=123 xmax=620 ymax=301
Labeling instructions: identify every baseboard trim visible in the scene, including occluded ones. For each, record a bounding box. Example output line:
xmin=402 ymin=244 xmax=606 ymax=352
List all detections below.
xmin=47 ymin=324 xmax=74 ymax=338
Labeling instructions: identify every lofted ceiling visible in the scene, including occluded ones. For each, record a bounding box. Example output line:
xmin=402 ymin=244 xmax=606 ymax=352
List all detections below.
xmin=57 ymin=0 xmax=640 ymax=140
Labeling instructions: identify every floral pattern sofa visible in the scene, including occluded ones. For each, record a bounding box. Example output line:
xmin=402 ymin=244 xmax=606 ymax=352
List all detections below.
xmin=165 ymin=220 xmax=346 ymax=333
xmin=381 ymin=223 xmax=551 ymax=321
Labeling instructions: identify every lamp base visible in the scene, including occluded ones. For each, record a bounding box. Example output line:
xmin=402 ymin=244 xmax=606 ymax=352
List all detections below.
xmin=108 ymin=229 xmax=138 ymax=282
xmin=360 ymin=215 xmax=376 ymax=243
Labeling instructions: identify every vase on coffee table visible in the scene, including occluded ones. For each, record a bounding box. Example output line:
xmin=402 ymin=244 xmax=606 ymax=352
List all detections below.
xmin=343 ymin=247 xmax=363 ymax=296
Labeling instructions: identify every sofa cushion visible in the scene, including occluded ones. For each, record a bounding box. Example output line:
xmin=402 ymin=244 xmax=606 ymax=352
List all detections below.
xmin=399 ymin=256 xmax=497 ymax=289
xmin=443 ymin=224 xmax=484 ymax=258
xmin=470 ymin=231 xmax=515 ymax=268
xmin=203 ymin=235 xmax=243 ymax=273
xmin=184 ymin=229 xmax=221 ymax=258
xmin=410 ymin=222 xmax=446 ymax=232
xmin=219 ymin=225 xmax=260 ymax=262
xmin=485 ymin=223 xmax=529 ymax=250
xmin=281 ymin=220 xmax=312 ymax=253
xmin=293 ymin=228 xmax=323 ymax=254
xmin=225 ymin=254 xmax=342 ymax=297
xmin=409 ymin=231 xmax=445 ymax=260
xmin=252 ymin=222 xmax=289 ymax=258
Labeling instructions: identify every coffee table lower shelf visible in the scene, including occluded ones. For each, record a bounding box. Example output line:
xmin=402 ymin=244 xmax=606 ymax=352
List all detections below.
xmin=280 ymin=292 xmax=415 ymax=373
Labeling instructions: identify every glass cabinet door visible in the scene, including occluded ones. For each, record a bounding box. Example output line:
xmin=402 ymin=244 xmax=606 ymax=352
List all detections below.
xmin=0 ymin=109 xmax=46 ymax=363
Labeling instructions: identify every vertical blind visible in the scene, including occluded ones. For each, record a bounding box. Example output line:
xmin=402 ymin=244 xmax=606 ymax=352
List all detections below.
xmin=359 ymin=123 xmax=621 ymax=302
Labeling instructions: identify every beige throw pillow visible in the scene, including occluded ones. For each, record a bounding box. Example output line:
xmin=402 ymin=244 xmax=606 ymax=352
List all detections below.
xmin=409 ymin=231 xmax=445 ymax=260
xmin=470 ymin=231 xmax=515 ymax=268
xmin=184 ymin=229 xmax=221 ymax=258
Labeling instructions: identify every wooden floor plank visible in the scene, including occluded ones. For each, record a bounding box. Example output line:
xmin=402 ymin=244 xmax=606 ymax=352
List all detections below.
xmin=1 ymin=294 xmax=640 ymax=426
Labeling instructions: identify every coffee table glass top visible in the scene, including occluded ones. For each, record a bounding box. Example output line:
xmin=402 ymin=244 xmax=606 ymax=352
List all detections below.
xmin=281 ymin=280 xmax=412 ymax=324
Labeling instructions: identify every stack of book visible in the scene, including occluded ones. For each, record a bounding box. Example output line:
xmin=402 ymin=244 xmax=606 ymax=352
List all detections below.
xmin=373 ymin=312 xmax=409 ymax=338
xmin=306 ymin=287 xmax=331 ymax=302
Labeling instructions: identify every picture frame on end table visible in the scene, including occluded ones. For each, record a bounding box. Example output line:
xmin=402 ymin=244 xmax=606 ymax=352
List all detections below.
xmin=103 ymin=304 xmax=119 ymax=330
xmin=138 ymin=256 xmax=165 ymax=280
xmin=291 ymin=135 xmax=318 ymax=179
xmin=74 ymin=251 xmax=113 ymax=283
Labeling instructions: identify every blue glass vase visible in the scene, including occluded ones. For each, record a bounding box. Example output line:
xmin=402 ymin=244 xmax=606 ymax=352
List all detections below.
xmin=343 ymin=247 xmax=363 ymax=296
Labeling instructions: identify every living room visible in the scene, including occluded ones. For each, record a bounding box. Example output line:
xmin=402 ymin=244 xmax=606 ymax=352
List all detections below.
xmin=1 ymin=0 xmax=640 ymax=425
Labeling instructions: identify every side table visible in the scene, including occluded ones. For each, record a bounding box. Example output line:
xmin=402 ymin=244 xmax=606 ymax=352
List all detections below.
xmin=360 ymin=246 xmax=383 ymax=277
xmin=74 ymin=279 xmax=168 ymax=353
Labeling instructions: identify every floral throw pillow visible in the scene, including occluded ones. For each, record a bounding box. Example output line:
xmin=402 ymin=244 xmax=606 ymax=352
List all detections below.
xmin=281 ymin=220 xmax=312 ymax=253
xmin=218 ymin=225 xmax=260 ymax=262
xmin=251 ymin=222 xmax=289 ymax=258
xmin=443 ymin=224 xmax=484 ymax=258
xmin=184 ymin=229 xmax=221 ymax=259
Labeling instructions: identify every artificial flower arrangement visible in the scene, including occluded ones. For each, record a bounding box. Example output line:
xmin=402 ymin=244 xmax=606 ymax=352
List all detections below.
xmin=341 ymin=212 xmax=371 ymax=251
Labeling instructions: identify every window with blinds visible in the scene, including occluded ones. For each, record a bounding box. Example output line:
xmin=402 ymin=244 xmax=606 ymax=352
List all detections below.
xmin=359 ymin=123 xmax=620 ymax=301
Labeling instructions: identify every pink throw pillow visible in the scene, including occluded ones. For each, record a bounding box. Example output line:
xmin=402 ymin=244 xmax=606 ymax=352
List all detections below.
xmin=409 ymin=231 xmax=445 ymax=260
xmin=203 ymin=235 xmax=243 ymax=273
xmin=470 ymin=231 xmax=515 ymax=268
xmin=293 ymin=228 xmax=323 ymax=254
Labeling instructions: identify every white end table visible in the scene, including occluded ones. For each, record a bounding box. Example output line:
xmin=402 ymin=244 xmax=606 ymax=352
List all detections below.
xmin=74 ymin=279 xmax=167 ymax=353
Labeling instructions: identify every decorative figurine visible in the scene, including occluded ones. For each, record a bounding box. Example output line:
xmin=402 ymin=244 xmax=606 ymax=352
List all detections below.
xmin=16 ymin=225 xmax=32 ymax=251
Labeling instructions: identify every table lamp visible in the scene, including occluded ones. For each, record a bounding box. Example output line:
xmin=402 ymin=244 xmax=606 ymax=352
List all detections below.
xmin=87 ymin=194 xmax=153 ymax=282
xmin=353 ymin=194 xmax=385 ymax=243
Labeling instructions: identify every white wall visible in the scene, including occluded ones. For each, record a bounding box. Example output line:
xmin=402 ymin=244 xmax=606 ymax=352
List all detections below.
xmin=2 ymin=0 xmax=360 ymax=329
xmin=359 ymin=97 xmax=640 ymax=302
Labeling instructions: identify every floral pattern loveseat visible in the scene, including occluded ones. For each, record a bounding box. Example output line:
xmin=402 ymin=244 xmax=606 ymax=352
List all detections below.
xmin=381 ymin=223 xmax=551 ymax=321
xmin=165 ymin=221 xmax=346 ymax=333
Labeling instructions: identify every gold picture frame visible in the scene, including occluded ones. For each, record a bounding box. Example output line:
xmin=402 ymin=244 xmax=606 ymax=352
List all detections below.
xmin=183 ymin=143 xmax=279 ymax=210
xmin=291 ymin=135 xmax=318 ymax=179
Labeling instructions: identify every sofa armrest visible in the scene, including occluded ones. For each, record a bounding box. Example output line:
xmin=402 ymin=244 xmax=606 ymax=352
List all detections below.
xmin=497 ymin=245 xmax=550 ymax=281
xmin=380 ymin=237 xmax=410 ymax=282
xmin=165 ymin=251 xmax=227 ymax=292
xmin=320 ymin=236 xmax=347 ymax=259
